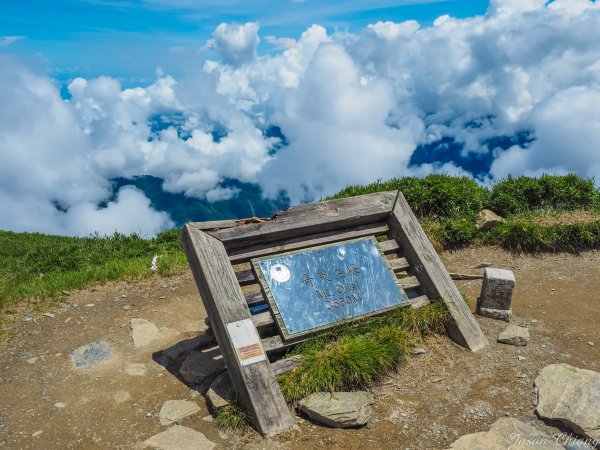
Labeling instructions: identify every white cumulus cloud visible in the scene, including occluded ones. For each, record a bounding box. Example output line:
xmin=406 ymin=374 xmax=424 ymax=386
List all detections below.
xmin=2 ymin=0 xmax=600 ymax=235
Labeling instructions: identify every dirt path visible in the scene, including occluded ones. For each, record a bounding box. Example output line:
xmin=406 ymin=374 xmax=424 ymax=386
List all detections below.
xmin=1 ymin=247 xmax=599 ymax=449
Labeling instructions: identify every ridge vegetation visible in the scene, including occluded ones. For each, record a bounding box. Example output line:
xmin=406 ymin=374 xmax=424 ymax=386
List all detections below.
xmin=1 ymin=174 xmax=599 ymax=319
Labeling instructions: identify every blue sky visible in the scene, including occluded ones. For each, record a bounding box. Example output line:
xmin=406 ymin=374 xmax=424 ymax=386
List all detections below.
xmin=2 ymin=0 xmax=489 ymax=82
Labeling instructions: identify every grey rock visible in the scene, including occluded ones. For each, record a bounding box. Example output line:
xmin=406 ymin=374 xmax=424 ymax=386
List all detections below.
xmin=207 ymin=372 xmax=234 ymax=410
xmin=69 ymin=341 xmax=112 ymax=368
xmin=179 ymin=350 xmax=225 ymax=384
xmin=298 ymin=391 xmax=374 ymax=428
xmin=158 ymin=400 xmax=200 ymax=426
xmin=130 ymin=318 xmax=160 ymax=348
xmin=143 ymin=425 xmax=215 ymax=450
xmin=498 ymin=324 xmax=530 ymax=346
xmin=476 ymin=209 xmax=505 ymax=230
xmin=447 ymin=417 xmax=562 ymax=449
xmin=412 ymin=348 xmax=426 ymax=355
xmin=535 ymin=363 xmax=600 ymax=442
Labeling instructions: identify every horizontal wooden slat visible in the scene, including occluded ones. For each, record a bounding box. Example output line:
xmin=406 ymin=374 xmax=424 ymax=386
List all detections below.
xmin=407 ymin=295 xmax=430 ymax=308
xmin=378 ymin=239 xmax=400 ymax=253
xmin=262 ymin=335 xmax=297 ymax=354
xmin=236 ymin=268 xmax=255 ymax=285
xmin=209 ymin=191 xmax=397 ymax=251
xmin=246 ymin=289 xmax=265 ymax=307
xmin=389 ymin=257 xmax=409 ymax=272
xmin=229 ymin=223 xmax=389 ymax=265
xmin=252 ymin=310 xmax=275 ymax=329
xmin=397 ymin=276 xmax=420 ymax=290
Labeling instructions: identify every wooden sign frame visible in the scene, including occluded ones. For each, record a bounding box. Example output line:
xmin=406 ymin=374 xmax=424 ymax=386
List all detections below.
xmin=181 ymin=190 xmax=488 ymax=436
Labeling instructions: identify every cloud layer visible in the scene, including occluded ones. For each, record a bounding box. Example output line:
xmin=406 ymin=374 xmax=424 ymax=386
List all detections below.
xmin=1 ymin=0 xmax=600 ymax=235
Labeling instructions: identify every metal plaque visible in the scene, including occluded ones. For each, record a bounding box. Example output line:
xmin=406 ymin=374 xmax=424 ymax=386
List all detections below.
xmin=252 ymin=236 xmax=408 ymax=341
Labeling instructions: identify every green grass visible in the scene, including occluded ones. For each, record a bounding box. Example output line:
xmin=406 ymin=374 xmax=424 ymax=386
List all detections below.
xmin=215 ymin=402 xmax=252 ymax=433
xmin=0 ymin=228 xmax=188 ymax=314
xmin=277 ymin=302 xmax=448 ymax=403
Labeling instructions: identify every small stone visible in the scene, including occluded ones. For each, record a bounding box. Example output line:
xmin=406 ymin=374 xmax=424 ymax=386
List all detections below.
xmin=518 ymin=356 xmax=526 ymax=361
xmin=588 ymin=342 xmax=595 ymax=346
xmin=123 ymin=305 xmax=130 ymax=310
xmin=0 ymin=378 xmax=5 ymax=385
xmin=43 ymin=313 xmax=55 ymax=318
xmin=54 ymin=402 xmax=66 ymax=408
xmin=26 ymin=357 xmax=38 ymax=364
xmin=412 ymin=348 xmax=426 ymax=355
xmin=497 ymin=324 xmax=530 ymax=346
xmin=158 ymin=400 xmax=201 ymax=426
xmin=31 ymin=430 xmax=43 ymax=437
xmin=125 ymin=363 xmax=147 ymax=376
xmin=85 ymin=303 xmax=95 ymax=308
xmin=62 ymin=290 xmax=71 ymax=296
xmin=202 ymin=415 xmax=214 ymax=422
xmin=121 ymin=294 xmax=127 ymax=298
xmin=146 ymin=412 xmax=152 ymax=417
xmin=143 ymin=425 xmax=215 ymax=449
xmin=476 ymin=209 xmax=505 ymax=230
xmin=531 ymin=319 xmax=538 ymax=323
xmin=130 ymin=318 xmax=160 ymax=348
xmin=298 ymin=391 xmax=374 ymax=428
xmin=69 ymin=341 xmax=112 ymax=368
xmin=207 ymin=372 xmax=234 ymax=409
xmin=179 ymin=350 xmax=225 ymax=384
xmin=24 ymin=317 xmax=32 ymax=321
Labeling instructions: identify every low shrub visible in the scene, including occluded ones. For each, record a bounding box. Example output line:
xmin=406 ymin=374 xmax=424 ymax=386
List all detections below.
xmin=489 ymin=174 xmax=599 ymax=216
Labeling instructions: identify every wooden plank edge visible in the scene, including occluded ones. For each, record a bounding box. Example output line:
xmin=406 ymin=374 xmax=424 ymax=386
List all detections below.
xmin=387 ymin=192 xmax=488 ymax=352
xmin=208 ymin=191 xmax=397 ymax=250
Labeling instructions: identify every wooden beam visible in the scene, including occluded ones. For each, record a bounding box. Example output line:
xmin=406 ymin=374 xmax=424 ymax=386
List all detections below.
xmin=228 ymin=223 xmax=389 ymax=264
xmin=188 ymin=219 xmax=239 ymax=231
xmin=387 ymin=192 xmax=488 ymax=352
xmin=378 ymin=239 xmax=400 ymax=253
xmin=181 ymin=225 xmax=294 ymax=435
xmin=209 ymin=191 xmax=397 ymax=251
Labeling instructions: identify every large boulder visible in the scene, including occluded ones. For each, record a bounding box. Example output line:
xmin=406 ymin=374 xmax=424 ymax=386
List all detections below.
xmin=535 ymin=364 xmax=600 ymax=441
xmin=447 ymin=417 xmax=563 ymax=450
xmin=298 ymin=391 xmax=373 ymax=428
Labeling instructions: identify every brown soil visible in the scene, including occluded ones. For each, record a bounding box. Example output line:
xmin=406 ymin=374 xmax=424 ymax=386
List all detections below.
xmin=1 ymin=247 xmax=599 ymax=449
